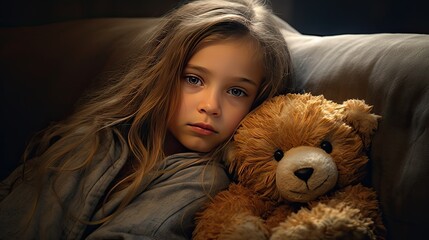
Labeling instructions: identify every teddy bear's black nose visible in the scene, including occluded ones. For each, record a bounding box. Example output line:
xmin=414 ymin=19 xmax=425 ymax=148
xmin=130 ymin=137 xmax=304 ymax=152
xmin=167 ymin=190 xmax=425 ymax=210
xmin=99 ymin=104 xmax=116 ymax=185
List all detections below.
xmin=294 ymin=167 xmax=314 ymax=182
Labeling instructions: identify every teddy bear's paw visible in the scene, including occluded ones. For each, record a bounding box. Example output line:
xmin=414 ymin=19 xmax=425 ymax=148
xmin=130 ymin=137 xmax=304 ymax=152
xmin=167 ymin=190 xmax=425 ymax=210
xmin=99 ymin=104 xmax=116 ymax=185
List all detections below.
xmin=219 ymin=214 xmax=269 ymax=240
xmin=270 ymin=204 xmax=375 ymax=240
xmin=270 ymin=223 xmax=374 ymax=240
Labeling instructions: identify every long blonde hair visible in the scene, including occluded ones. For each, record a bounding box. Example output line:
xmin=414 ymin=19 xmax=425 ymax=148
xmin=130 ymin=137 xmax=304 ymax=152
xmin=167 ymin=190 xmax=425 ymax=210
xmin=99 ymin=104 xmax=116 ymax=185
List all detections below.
xmin=23 ymin=0 xmax=292 ymax=223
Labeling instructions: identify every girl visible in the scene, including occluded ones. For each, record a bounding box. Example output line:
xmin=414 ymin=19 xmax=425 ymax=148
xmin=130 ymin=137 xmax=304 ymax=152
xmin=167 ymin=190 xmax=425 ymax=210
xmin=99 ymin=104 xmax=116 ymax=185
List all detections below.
xmin=0 ymin=0 xmax=292 ymax=239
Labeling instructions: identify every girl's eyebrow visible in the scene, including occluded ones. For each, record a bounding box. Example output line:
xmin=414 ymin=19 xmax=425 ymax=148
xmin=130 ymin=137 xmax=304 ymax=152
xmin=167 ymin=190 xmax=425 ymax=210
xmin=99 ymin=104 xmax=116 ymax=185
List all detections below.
xmin=185 ymin=64 xmax=259 ymax=87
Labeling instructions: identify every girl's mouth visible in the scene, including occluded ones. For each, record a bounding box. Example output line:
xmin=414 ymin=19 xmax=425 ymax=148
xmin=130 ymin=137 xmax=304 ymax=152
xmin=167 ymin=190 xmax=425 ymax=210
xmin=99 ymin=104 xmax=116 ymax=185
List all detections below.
xmin=188 ymin=123 xmax=218 ymax=135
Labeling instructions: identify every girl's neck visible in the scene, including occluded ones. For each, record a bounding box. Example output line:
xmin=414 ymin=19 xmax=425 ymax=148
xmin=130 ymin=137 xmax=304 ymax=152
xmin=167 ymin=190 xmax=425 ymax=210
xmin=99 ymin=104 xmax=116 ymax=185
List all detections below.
xmin=164 ymin=131 xmax=190 ymax=156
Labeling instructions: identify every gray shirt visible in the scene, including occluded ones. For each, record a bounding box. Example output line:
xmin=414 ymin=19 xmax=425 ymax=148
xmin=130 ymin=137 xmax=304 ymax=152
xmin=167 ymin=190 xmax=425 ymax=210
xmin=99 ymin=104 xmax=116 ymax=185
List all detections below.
xmin=0 ymin=130 xmax=230 ymax=239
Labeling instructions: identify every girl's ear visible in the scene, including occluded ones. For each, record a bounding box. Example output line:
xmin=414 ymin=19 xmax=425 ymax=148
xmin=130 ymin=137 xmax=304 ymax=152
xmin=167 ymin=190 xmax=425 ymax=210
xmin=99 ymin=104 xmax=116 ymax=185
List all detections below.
xmin=342 ymin=99 xmax=381 ymax=149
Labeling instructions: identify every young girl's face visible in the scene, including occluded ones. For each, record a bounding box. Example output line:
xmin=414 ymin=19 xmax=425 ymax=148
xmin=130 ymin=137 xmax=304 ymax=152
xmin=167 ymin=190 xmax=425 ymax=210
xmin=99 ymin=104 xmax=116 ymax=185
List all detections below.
xmin=167 ymin=38 xmax=264 ymax=153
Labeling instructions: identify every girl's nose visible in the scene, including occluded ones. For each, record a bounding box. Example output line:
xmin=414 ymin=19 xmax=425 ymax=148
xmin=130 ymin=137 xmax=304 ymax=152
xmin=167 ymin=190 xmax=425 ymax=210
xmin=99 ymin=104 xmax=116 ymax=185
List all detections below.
xmin=198 ymin=92 xmax=221 ymax=116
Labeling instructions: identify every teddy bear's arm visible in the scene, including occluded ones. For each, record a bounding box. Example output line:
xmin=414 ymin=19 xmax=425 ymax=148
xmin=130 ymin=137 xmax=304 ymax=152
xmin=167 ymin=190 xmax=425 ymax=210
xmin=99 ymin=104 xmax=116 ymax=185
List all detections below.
xmin=193 ymin=183 xmax=275 ymax=240
xmin=319 ymin=184 xmax=386 ymax=238
xmin=265 ymin=204 xmax=296 ymax=231
xmin=270 ymin=184 xmax=385 ymax=240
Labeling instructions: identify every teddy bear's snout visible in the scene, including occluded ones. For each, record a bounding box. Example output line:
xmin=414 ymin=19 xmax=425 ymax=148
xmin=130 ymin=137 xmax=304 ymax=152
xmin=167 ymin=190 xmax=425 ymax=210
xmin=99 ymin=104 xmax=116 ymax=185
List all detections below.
xmin=275 ymin=146 xmax=339 ymax=202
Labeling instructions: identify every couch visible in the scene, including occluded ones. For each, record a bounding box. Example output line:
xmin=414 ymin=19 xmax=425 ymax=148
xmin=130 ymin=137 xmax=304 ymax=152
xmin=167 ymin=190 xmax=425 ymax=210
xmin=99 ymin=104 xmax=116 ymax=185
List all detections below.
xmin=1 ymin=16 xmax=428 ymax=239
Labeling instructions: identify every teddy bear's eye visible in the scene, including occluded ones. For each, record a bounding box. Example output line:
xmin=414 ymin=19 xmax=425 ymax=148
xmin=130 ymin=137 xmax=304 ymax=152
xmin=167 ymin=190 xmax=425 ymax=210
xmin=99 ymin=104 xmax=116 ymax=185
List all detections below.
xmin=274 ymin=149 xmax=284 ymax=161
xmin=320 ymin=141 xmax=333 ymax=153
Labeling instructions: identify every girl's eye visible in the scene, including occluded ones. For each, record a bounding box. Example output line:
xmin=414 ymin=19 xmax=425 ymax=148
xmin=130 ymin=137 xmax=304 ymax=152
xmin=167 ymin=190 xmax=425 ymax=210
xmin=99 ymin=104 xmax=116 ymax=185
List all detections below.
xmin=185 ymin=76 xmax=203 ymax=86
xmin=228 ymin=88 xmax=247 ymax=97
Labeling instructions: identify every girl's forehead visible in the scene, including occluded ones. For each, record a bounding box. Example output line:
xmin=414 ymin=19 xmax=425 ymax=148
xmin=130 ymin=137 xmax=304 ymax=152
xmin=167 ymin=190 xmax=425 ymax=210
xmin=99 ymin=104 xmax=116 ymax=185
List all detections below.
xmin=195 ymin=35 xmax=263 ymax=60
xmin=196 ymin=34 xmax=262 ymax=53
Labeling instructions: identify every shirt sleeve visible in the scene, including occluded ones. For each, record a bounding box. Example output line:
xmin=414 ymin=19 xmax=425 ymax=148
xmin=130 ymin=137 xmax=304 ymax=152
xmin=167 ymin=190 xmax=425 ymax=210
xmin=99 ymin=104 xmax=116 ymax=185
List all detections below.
xmin=86 ymin=160 xmax=230 ymax=240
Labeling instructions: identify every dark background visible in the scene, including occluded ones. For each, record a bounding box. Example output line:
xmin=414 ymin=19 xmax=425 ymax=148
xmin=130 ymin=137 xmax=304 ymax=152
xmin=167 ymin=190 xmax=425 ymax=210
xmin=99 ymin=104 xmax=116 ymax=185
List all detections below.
xmin=1 ymin=0 xmax=428 ymax=35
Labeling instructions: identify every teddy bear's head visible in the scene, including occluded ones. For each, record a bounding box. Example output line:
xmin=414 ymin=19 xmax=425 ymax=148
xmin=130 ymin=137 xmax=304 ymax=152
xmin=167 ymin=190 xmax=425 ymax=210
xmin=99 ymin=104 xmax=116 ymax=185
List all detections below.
xmin=227 ymin=93 xmax=380 ymax=203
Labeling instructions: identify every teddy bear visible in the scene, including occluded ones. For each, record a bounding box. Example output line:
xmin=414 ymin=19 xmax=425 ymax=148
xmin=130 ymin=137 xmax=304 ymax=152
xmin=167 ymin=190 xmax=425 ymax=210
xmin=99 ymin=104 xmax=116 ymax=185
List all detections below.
xmin=193 ymin=93 xmax=385 ymax=240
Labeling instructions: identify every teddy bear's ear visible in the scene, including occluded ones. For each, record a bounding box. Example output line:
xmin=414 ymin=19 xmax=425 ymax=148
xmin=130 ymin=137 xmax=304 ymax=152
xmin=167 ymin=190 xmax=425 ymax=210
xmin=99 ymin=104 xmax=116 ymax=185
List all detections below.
xmin=342 ymin=99 xmax=381 ymax=148
xmin=224 ymin=142 xmax=236 ymax=166
xmin=223 ymin=142 xmax=241 ymax=181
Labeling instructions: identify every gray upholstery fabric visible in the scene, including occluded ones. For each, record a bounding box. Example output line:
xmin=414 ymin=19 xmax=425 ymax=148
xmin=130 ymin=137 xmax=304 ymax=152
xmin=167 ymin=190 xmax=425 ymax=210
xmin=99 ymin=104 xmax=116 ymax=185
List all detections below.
xmin=1 ymin=17 xmax=428 ymax=239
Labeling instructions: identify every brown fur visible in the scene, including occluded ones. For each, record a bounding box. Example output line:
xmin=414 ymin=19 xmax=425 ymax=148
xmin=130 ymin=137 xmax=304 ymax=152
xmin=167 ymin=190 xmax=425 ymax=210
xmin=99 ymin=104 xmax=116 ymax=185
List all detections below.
xmin=193 ymin=93 xmax=385 ymax=240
